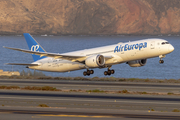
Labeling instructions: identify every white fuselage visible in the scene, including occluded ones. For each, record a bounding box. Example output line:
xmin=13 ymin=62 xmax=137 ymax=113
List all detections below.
xmin=29 ymin=39 xmax=174 ymax=72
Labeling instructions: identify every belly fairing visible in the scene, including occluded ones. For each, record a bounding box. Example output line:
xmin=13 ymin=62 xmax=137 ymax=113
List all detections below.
xmin=30 ymin=62 xmax=85 ymax=72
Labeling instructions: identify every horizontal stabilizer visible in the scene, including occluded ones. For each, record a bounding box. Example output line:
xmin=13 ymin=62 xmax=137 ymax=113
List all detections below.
xmin=6 ymin=63 xmax=39 ymax=66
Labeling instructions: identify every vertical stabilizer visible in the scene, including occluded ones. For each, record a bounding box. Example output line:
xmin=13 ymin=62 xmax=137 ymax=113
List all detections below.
xmin=23 ymin=33 xmax=47 ymax=61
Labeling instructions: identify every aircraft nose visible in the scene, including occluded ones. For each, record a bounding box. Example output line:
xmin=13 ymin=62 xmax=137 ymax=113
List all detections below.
xmin=169 ymin=45 xmax=174 ymax=52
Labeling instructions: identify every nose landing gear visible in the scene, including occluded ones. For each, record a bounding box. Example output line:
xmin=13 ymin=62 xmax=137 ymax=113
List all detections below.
xmin=83 ymin=70 xmax=94 ymax=76
xmin=159 ymin=55 xmax=165 ymax=64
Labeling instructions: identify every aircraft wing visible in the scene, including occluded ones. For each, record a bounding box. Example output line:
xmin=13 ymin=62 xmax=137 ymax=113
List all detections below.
xmin=6 ymin=63 xmax=39 ymax=66
xmin=4 ymin=46 xmax=87 ymax=62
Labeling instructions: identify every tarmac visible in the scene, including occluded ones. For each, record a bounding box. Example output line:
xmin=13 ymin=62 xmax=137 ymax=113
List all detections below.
xmin=0 ymin=79 xmax=180 ymax=120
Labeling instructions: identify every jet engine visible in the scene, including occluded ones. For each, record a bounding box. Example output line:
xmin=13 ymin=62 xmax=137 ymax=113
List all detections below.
xmin=85 ymin=55 xmax=105 ymax=68
xmin=127 ymin=59 xmax=147 ymax=67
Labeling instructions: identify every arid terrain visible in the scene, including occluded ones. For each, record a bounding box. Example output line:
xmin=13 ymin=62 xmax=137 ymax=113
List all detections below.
xmin=1 ymin=0 xmax=180 ymax=35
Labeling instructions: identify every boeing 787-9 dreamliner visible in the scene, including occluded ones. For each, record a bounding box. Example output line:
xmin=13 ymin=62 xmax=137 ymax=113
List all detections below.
xmin=4 ymin=33 xmax=174 ymax=76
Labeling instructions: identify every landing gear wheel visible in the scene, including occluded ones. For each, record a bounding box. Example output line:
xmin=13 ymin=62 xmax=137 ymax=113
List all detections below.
xmin=90 ymin=70 xmax=94 ymax=74
xmin=83 ymin=71 xmax=87 ymax=76
xmin=86 ymin=70 xmax=90 ymax=76
xmin=107 ymin=70 xmax=111 ymax=76
xmin=111 ymin=69 xmax=115 ymax=74
xmin=104 ymin=71 xmax=108 ymax=76
xmin=83 ymin=70 xmax=94 ymax=76
xmin=159 ymin=60 xmax=164 ymax=64
xmin=104 ymin=68 xmax=115 ymax=76
xmin=162 ymin=60 xmax=164 ymax=63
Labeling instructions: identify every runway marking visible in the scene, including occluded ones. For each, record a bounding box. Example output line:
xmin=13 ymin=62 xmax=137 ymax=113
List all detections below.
xmin=0 ymin=96 xmax=179 ymax=105
xmin=32 ymin=116 xmax=42 ymax=118
xmin=39 ymin=114 xmax=116 ymax=118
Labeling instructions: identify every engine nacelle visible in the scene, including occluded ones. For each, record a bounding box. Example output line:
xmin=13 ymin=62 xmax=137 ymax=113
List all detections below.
xmin=85 ymin=55 xmax=105 ymax=68
xmin=127 ymin=59 xmax=147 ymax=67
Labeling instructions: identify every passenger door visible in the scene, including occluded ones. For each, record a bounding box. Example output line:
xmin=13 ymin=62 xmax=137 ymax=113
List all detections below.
xmin=150 ymin=41 xmax=155 ymax=49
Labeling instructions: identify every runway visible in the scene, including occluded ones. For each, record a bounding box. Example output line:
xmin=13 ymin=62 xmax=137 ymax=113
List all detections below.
xmin=0 ymin=107 xmax=180 ymax=120
xmin=0 ymin=79 xmax=180 ymax=119
xmin=1 ymin=79 xmax=180 ymax=94
xmin=1 ymin=79 xmax=180 ymax=88
xmin=1 ymin=90 xmax=180 ymax=102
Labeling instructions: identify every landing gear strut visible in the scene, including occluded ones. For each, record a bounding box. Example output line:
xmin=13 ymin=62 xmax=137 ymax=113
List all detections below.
xmin=104 ymin=68 xmax=115 ymax=76
xmin=83 ymin=70 xmax=94 ymax=76
xmin=159 ymin=55 xmax=165 ymax=64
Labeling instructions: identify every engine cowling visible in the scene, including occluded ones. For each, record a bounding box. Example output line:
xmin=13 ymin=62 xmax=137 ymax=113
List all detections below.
xmin=85 ymin=55 xmax=105 ymax=68
xmin=127 ymin=59 xmax=147 ymax=67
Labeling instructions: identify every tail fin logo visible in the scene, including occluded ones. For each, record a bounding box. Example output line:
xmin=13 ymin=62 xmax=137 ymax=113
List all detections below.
xmin=31 ymin=45 xmax=39 ymax=52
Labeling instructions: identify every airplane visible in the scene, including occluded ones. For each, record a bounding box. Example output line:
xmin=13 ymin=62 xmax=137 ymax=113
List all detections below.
xmin=4 ymin=33 xmax=174 ymax=76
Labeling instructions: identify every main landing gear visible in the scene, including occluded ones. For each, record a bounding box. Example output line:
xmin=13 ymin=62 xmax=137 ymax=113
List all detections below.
xmin=83 ymin=70 xmax=94 ymax=76
xmin=104 ymin=68 xmax=115 ymax=76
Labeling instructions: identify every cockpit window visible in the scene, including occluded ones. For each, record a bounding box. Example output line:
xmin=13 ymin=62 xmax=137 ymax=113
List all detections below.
xmin=161 ymin=42 xmax=169 ymax=45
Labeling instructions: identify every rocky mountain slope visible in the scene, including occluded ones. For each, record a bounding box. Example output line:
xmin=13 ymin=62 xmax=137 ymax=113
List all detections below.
xmin=0 ymin=0 xmax=180 ymax=35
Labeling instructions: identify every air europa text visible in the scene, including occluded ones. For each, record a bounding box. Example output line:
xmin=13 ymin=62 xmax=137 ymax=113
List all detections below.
xmin=114 ymin=42 xmax=147 ymax=53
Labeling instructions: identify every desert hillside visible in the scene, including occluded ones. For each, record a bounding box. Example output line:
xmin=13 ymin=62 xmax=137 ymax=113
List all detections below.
xmin=0 ymin=0 xmax=180 ymax=35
